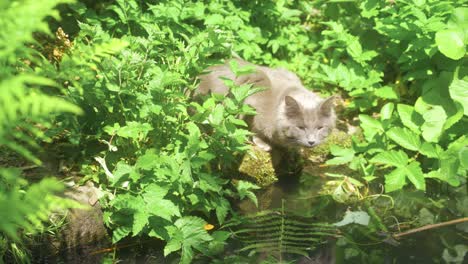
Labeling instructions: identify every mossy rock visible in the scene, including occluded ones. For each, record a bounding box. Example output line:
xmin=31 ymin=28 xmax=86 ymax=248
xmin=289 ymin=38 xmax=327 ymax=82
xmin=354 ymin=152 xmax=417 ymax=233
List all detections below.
xmin=238 ymin=147 xmax=278 ymax=187
xmin=303 ymin=129 xmax=354 ymax=163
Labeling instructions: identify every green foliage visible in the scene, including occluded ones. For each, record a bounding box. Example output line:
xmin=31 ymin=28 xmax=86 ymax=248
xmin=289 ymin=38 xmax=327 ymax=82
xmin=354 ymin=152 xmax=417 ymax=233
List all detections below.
xmin=1 ymin=0 xmax=466 ymax=262
xmin=0 ymin=169 xmax=76 ymax=240
xmin=324 ymin=0 xmax=467 ymax=193
xmin=0 ymin=0 xmax=82 ymax=262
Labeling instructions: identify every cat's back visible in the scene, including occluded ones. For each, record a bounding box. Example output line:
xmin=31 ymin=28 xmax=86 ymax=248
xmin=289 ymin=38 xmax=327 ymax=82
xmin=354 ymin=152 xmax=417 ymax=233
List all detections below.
xmin=255 ymin=66 xmax=322 ymax=108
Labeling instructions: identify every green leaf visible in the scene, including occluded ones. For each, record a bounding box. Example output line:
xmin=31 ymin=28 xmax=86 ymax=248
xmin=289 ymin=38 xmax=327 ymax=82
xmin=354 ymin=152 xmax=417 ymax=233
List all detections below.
xmin=117 ymin=121 xmax=153 ymax=140
xmin=165 ymin=216 xmax=213 ymax=263
xmin=326 ymin=145 xmax=355 ymax=165
xmin=209 ymin=104 xmax=224 ymax=125
xmin=419 ymin=142 xmax=440 ymax=158
xmin=112 ymin=162 xmax=133 ymax=186
xmin=397 ymin=104 xmax=423 ymax=134
xmin=214 ymin=198 xmax=230 ymax=224
xmin=386 ymin=127 xmax=421 ymax=151
xmin=380 ymin=102 xmax=394 ymax=120
xmin=359 ymin=114 xmax=383 ymax=140
xmin=426 ymin=171 xmax=460 ymax=187
xmin=404 ymin=161 xmax=425 ymax=191
xmin=371 ymin=150 xmax=408 ymax=167
xmin=143 ymin=184 xmax=169 ymax=200
xmin=435 ymin=29 xmax=466 ymax=60
xmin=420 ymin=106 xmax=447 ymax=142
xmin=385 ymin=167 xmax=407 ymax=192
xmin=135 ymin=150 xmax=159 ymax=170
xmin=346 ymin=38 xmax=362 ymax=59
xmin=459 ymin=147 xmax=468 ymax=169
xmin=447 ymin=7 xmax=468 ymax=30
xmin=113 ymin=226 xmax=131 ymax=243
xmin=375 ymin=86 xmax=398 ymax=99
xmin=236 ymin=180 xmax=260 ymax=207
xmin=132 ymin=211 xmax=148 ymax=236
xmin=152 ymin=199 xmax=180 ymax=221
xmin=204 ymin=14 xmax=224 ymax=25
xmin=449 ymin=78 xmax=468 ymax=116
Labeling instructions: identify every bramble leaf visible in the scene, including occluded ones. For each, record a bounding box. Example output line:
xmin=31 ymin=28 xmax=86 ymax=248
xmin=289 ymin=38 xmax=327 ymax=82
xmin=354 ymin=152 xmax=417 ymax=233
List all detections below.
xmin=371 ymin=150 xmax=408 ymax=167
xmin=387 ymin=127 xmax=421 ymax=151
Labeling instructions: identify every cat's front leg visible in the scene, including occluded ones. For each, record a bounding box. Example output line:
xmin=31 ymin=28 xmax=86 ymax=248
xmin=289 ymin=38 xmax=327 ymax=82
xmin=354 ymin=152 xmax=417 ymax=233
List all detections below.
xmin=252 ymin=135 xmax=272 ymax=152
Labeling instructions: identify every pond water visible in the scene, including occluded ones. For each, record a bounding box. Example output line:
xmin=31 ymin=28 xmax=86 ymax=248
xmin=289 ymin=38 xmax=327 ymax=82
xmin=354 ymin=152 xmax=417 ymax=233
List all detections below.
xmin=28 ymin=152 xmax=466 ymax=264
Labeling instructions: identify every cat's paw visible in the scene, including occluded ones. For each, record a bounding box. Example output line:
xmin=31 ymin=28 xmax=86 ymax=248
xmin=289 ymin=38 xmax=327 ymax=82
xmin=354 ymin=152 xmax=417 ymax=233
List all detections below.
xmin=252 ymin=136 xmax=272 ymax=152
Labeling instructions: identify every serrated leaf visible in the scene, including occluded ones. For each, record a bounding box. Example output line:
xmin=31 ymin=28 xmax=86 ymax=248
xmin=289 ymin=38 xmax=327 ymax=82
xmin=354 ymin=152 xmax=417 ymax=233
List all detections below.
xmin=165 ymin=217 xmax=213 ymax=263
xmin=359 ymin=114 xmax=383 ymax=140
xmin=150 ymin=199 xmax=180 ymax=221
xmin=236 ymin=180 xmax=260 ymax=207
xmin=326 ymin=145 xmax=355 ymax=165
xmin=143 ymin=184 xmax=169 ymax=201
xmin=346 ymin=38 xmax=362 ymax=58
xmin=135 ymin=150 xmax=159 ymax=170
xmin=371 ymin=150 xmax=408 ymax=167
xmin=214 ymin=198 xmax=230 ymax=224
xmin=385 ymin=167 xmax=407 ymax=192
xmin=164 ymin=229 xmax=182 ymax=256
xmin=112 ymin=162 xmax=133 ymax=186
xmin=386 ymin=127 xmax=421 ymax=151
xmin=132 ymin=211 xmax=148 ymax=236
xmin=404 ymin=161 xmax=425 ymax=191
xmin=209 ymin=104 xmax=224 ymax=125
xmin=113 ymin=225 xmax=131 ymax=243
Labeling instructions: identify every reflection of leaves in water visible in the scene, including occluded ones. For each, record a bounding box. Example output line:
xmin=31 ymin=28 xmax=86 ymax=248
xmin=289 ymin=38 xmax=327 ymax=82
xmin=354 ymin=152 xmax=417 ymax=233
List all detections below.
xmin=225 ymin=203 xmax=337 ymax=259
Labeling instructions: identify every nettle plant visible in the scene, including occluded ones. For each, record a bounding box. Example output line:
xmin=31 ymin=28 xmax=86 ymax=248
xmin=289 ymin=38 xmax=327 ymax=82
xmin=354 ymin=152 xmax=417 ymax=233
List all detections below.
xmin=323 ymin=2 xmax=467 ymax=193
xmin=54 ymin=1 xmax=271 ymax=262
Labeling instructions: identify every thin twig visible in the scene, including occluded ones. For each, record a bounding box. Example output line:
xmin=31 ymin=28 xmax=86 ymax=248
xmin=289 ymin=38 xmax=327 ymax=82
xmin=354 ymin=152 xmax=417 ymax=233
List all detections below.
xmin=393 ymin=217 xmax=468 ymax=239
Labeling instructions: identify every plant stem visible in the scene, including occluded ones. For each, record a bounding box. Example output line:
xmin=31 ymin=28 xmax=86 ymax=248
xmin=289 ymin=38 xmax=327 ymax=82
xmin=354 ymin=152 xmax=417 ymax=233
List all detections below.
xmin=394 ymin=217 xmax=468 ymax=239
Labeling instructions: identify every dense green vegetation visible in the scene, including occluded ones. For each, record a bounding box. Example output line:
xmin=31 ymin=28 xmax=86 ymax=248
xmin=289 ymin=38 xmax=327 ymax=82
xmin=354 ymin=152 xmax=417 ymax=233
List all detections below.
xmin=0 ymin=0 xmax=466 ymax=263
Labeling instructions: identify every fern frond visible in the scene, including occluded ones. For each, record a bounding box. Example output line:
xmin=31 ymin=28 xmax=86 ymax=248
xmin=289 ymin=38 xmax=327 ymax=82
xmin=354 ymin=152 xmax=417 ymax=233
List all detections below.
xmin=0 ymin=0 xmax=74 ymax=63
xmin=0 ymin=75 xmax=82 ymax=163
xmin=0 ymin=168 xmax=81 ymax=240
xmin=227 ymin=209 xmax=337 ymax=259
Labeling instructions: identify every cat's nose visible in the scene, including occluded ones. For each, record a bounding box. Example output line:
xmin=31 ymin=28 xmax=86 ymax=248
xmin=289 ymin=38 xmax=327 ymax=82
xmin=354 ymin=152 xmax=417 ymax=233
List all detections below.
xmin=308 ymin=140 xmax=316 ymax=146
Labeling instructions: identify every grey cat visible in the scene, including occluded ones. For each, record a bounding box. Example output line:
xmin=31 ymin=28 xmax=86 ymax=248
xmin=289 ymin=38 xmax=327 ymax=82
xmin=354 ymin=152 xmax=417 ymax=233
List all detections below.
xmin=197 ymin=59 xmax=336 ymax=151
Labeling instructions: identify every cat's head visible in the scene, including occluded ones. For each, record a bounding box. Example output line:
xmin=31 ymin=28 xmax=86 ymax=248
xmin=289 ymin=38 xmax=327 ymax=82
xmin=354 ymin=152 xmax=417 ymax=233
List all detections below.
xmin=276 ymin=95 xmax=336 ymax=148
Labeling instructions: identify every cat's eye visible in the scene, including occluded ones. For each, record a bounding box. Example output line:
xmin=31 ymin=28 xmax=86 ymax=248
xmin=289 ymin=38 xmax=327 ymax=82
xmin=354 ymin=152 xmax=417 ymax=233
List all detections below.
xmin=298 ymin=126 xmax=306 ymax=130
xmin=317 ymin=126 xmax=324 ymax=130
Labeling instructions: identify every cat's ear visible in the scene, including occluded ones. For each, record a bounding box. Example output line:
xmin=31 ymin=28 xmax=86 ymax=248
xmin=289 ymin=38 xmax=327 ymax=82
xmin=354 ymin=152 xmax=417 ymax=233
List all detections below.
xmin=319 ymin=96 xmax=337 ymax=117
xmin=284 ymin=95 xmax=302 ymax=118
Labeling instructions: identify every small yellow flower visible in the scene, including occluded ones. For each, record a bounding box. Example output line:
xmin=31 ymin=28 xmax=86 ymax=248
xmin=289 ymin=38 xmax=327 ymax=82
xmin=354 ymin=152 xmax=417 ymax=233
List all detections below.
xmin=204 ymin=224 xmax=214 ymax=231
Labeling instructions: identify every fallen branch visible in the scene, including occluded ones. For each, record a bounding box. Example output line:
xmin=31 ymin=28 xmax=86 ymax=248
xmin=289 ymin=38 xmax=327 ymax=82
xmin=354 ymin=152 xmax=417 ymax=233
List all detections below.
xmin=393 ymin=217 xmax=468 ymax=239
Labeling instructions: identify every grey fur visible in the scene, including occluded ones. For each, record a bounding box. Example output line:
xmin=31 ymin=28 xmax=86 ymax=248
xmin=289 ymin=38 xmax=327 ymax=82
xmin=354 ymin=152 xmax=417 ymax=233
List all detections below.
xmin=197 ymin=59 xmax=336 ymax=151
